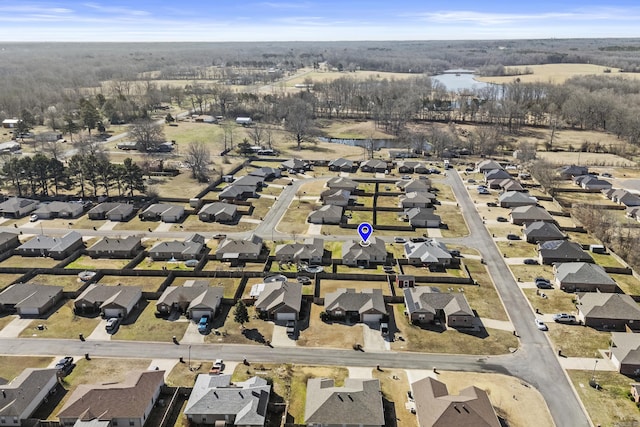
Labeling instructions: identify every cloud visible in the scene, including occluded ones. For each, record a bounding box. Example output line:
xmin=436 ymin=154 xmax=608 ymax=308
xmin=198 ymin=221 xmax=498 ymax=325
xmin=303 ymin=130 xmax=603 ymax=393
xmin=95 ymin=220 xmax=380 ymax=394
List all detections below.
xmin=83 ymin=2 xmax=150 ymax=17
xmin=0 ymin=4 xmax=73 ymax=14
xmin=259 ymin=2 xmax=313 ymax=9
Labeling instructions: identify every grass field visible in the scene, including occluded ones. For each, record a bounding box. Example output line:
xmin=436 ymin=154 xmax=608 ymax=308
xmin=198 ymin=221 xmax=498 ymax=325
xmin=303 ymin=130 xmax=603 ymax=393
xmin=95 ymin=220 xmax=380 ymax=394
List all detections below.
xmin=205 ymin=305 xmax=273 ymax=345
xmin=496 ymin=241 xmax=538 ymax=258
xmin=278 ymin=200 xmax=317 ymax=234
xmin=568 ymin=370 xmax=640 ymax=427
xmin=0 ymin=273 xmax=24 ymax=290
xmin=0 ymin=356 xmax=54 ymax=381
xmin=391 ymin=305 xmax=518 ymax=354
xmin=523 ymin=289 xmax=577 ymax=315
xmin=610 ymin=273 xmax=640 ymax=295
xmin=0 ymin=255 xmax=60 ymax=268
xmin=28 ymin=274 xmax=85 ymax=292
xmin=437 ymin=205 xmax=468 ymax=237
xmin=476 ymin=63 xmax=634 ymax=85
xmin=66 ymin=255 xmax=131 ymax=270
xmin=297 ymin=303 xmax=364 ymax=349
xmin=509 ymin=264 xmax=555 ymax=283
xmin=319 ymin=279 xmax=390 ymax=297
xmin=372 ymin=369 xmax=417 ymax=427
xmin=547 ymin=322 xmax=611 ymax=358
xmin=166 ymin=360 xmax=214 ymax=387
xmin=19 ymin=300 xmax=101 ymax=339
xmin=98 ymin=275 xmax=165 ymax=292
xmin=116 ymin=300 xmax=189 ymax=342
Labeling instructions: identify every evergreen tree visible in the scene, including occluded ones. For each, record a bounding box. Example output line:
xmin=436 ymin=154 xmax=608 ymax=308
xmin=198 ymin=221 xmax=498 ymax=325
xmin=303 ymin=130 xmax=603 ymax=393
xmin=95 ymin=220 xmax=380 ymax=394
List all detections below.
xmin=233 ymin=301 xmax=249 ymax=328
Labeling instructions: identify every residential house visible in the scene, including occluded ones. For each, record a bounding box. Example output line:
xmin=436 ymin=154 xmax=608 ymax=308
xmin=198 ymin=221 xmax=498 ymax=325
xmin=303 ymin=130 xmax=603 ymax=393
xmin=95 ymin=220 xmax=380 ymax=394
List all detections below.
xmin=0 ymin=231 xmax=20 ymax=253
xmin=139 ymin=203 xmax=184 ymax=222
xmin=307 ymin=205 xmax=343 ymax=225
xmin=396 ymin=274 xmax=415 ymax=289
xmin=1 ymin=118 xmax=20 ymax=128
xmin=320 ymin=189 xmax=351 ymax=206
xmin=397 ymin=178 xmax=431 ymax=193
xmin=215 ymin=234 xmax=264 ymax=264
xmin=342 ymin=238 xmax=387 ymax=267
xmin=219 ymin=185 xmax=256 ymax=200
xmin=304 ymin=378 xmax=385 ymax=427
xmin=574 ymin=175 xmax=612 ymax=191
xmin=74 ymin=284 xmax=142 ymax=318
xmin=0 ymin=368 xmax=59 ymax=427
xmin=412 ymin=377 xmax=500 ymax=427
xmin=559 ymin=165 xmax=588 ymax=179
xmin=405 ymin=207 xmax=442 ymax=228
xmin=184 ymin=375 xmax=271 ymax=427
xmin=16 ymin=231 xmax=84 ymax=259
xmin=498 ymin=191 xmax=537 ymax=208
xmin=610 ymin=333 xmax=640 ymax=377
xmin=476 ymin=159 xmax=503 ymax=173
xmin=398 ymin=161 xmax=426 ymax=173
xmin=610 ymin=189 xmax=640 ymax=207
xmin=404 ymin=287 xmax=475 ymax=327
xmin=0 ymin=283 xmax=63 ymax=316
xmin=404 ymin=239 xmax=452 ymax=266
xmin=324 ymin=288 xmax=386 ymax=322
xmin=631 ymin=383 xmax=640 ymax=403
xmin=32 ymin=201 xmax=83 ymax=219
xmin=328 ymin=158 xmax=354 ymax=172
xmin=58 ymin=370 xmax=165 ymax=427
xmin=281 ymin=158 xmax=310 ymax=173
xmin=86 ymin=236 xmax=143 ymax=259
xmin=627 ymin=206 xmax=640 ymax=221
xmin=275 ymin=238 xmax=324 ymax=265
xmin=399 ymin=191 xmax=436 ymax=209
xmin=360 ymin=159 xmax=388 ymax=173
xmin=499 ymin=179 xmax=525 ymax=192
xmin=255 ymin=280 xmax=302 ymax=321
xmin=577 ymin=293 xmax=640 ymax=331
xmin=326 ymin=176 xmax=358 ymax=192
xmin=233 ymin=175 xmax=265 ymax=188
xmin=523 ymin=221 xmax=566 ymax=243
xmin=484 ymin=169 xmax=511 ymax=182
xmin=87 ymin=202 xmax=135 ymax=221
xmin=198 ymin=202 xmax=238 ymax=223
xmin=554 ymin=262 xmax=617 ymax=293
xmin=509 ymin=205 xmax=555 ymax=226
xmin=249 ymin=167 xmax=281 ymax=180
xmin=148 ymin=234 xmax=205 ymax=260
xmin=538 ymin=240 xmax=593 ymax=265
xmin=194 ymin=114 xmax=216 ymax=123
xmin=0 ymin=197 xmax=38 ymax=218
xmin=156 ymin=283 xmax=224 ymax=319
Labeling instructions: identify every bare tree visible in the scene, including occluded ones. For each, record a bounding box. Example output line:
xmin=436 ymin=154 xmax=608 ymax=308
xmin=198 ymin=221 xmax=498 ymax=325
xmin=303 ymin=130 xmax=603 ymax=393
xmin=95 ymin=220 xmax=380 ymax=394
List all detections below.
xmin=529 ymin=160 xmax=559 ymax=197
xmin=249 ymin=124 xmax=264 ymax=146
xmin=221 ymin=121 xmax=235 ymax=150
xmin=184 ymin=141 xmax=211 ymax=182
xmin=129 ymin=119 xmax=165 ymax=152
xmin=284 ymin=98 xmax=314 ymax=150
xmin=516 ymin=141 xmax=537 ymax=162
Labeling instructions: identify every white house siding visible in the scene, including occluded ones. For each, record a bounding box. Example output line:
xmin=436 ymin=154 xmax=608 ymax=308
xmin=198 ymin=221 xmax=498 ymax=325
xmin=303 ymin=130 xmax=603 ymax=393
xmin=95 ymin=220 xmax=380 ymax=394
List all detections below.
xmin=275 ymin=312 xmax=296 ymax=321
xmin=362 ymin=313 xmax=383 ymax=323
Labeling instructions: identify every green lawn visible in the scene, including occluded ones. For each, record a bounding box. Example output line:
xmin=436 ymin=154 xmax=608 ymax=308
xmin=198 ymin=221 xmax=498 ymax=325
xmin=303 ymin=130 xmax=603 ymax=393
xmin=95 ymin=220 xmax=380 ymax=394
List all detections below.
xmin=391 ymin=305 xmax=518 ymax=354
xmin=19 ymin=300 xmax=101 ymax=339
xmin=375 ymin=211 xmax=403 ymax=226
xmin=568 ymin=370 xmax=640 ymax=427
xmin=116 ymin=300 xmax=189 ymax=342
xmin=610 ymin=273 xmax=640 ymax=295
xmin=65 ymin=256 xmax=131 ymax=270
xmin=590 ymin=252 xmax=626 ymax=268
xmin=523 ymin=289 xmax=577 ymax=314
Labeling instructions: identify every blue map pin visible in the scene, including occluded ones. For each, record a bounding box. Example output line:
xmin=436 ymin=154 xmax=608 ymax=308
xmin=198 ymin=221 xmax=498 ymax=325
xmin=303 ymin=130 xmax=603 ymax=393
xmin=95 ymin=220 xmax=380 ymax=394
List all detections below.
xmin=358 ymin=222 xmax=373 ymax=244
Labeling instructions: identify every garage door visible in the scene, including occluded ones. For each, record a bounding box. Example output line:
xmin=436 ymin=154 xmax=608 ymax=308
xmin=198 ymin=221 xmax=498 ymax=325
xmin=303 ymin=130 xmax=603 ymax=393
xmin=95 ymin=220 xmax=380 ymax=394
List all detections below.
xmin=362 ymin=314 xmax=382 ymax=323
xmin=191 ymin=309 xmax=212 ymax=320
xmin=104 ymin=308 xmax=123 ymax=319
xmin=19 ymin=307 xmax=40 ymax=316
xmin=275 ymin=312 xmax=296 ymax=321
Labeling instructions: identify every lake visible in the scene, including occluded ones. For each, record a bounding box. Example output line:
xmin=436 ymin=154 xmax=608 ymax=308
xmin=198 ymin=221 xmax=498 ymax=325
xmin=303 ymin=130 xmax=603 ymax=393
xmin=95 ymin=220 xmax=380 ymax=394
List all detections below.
xmin=431 ymin=73 xmax=493 ymax=92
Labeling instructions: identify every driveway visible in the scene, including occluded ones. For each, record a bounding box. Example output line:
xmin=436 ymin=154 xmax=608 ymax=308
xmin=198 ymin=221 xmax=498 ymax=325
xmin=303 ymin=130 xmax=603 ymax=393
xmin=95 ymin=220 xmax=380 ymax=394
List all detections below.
xmin=271 ymin=323 xmax=297 ymax=347
xmin=181 ymin=321 xmax=205 ymax=344
xmin=348 ymin=366 xmax=373 ymax=378
xmin=362 ymin=323 xmax=389 ymax=352
xmin=148 ymin=359 xmax=179 ymax=380
xmin=0 ymin=317 xmax=33 ymax=338
xmin=86 ymin=319 xmax=112 ymax=341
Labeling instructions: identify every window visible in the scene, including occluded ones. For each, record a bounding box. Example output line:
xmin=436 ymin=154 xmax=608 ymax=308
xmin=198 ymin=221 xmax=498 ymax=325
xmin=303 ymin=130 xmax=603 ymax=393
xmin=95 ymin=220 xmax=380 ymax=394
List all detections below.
xmin=129 ymin=421 xmax=135 ymax=426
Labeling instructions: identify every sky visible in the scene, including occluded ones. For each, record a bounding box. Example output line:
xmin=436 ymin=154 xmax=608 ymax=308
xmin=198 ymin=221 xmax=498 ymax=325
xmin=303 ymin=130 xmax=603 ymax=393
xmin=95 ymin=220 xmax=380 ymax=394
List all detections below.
xmin=0 ymin=0 xmax=639 ymax=42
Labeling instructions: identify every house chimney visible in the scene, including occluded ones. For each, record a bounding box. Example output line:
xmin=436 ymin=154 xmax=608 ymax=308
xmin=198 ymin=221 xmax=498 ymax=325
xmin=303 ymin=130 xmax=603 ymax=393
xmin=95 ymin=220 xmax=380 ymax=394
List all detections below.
xmin=347 ymin=394 xmax=353 ymax=401
xmin=1 ymin=390 xmax=5 ymax=398
xmin=337 ymin=394 xmax=343 ymax=401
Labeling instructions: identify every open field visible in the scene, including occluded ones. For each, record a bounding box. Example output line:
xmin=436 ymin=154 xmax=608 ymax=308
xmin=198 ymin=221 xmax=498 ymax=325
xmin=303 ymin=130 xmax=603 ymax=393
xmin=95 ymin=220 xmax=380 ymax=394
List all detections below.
xmin=537 ymin=151 xmax=635 ymax=167
xmin=116 ymin=300 xmax=189 ymax=342
xmin=464 ymin=259 xmax=509 ymax=321
xmin=391 ymin=305 xmax=518 ymax=354
xmin=523 ymin=289 xmax=577 ymax=314
xmin=509 ymin=264 xmax=554 ymax=283
xmin=437 ymin=371 xmax=555 ymax=427
xmin=98 ymin=275 xmax=166 ymax=292
xmin=19 ymin=300 xmax=101 ymax=339
xmin=0 ymin=255 xmax=60 ymax=269
xmin=278 ymin=200 xmax=317 ymax=234
xmin=0 ymin=356 xmax=54 ymax=381
xmin=568 ymin=370 xmax=640 ymax=427
xmin=476 ymin=63 xmax=637 ymax=85
xmin=496 ymin=241 xmax=538 ymax=259
xmin=28 ymin=274 xmax=85 ymax=292
xmin=547 ymin=322 xmax=610 ymax=358
xmin=66 ymin=256 xmax=131 ymax=270
xmin=297 ymin=303 xmax=364 ymax=349
xmin=316 ymin=118 xmax=398 ymax=141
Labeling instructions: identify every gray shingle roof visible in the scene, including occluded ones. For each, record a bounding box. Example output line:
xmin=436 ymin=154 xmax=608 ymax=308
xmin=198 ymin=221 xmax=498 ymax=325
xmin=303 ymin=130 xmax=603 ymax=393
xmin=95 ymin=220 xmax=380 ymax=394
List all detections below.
xmin=611 ymin=332 xmax=640 ymax=365
xmin=342 ymin=238 xmax=386 ymax=262
xmin=324 ymin=288 xmax=386 ymax=315
xmin=198 ymin=202 xmax=238 ymax=217
xmin=0 ymin=197 xmax=38 ymax=213
xmin=578 ymin=293 xmax=640 ymax=321
xmin=404 ymin=287 xmax=474 ymax=317
xmin=498 ymin=191 xmax=537 ymax=205
xmin=555 ymin=262 xmax=615 ymax=286
xmin=404 ymin=239 xmax=452 ymax=264
xmin=18 ymin=231 xmax=82 ymax=252
xmin=75 ymin=284 xmax=142 ymax=309
xmin=0 ymin=368 xmax=58 ymax=418
xmin=216 ymin=234 xmax=263 ymax=258
xmin=275 ymin=238 xmax=324 ymax=260
xmin=150 ymin=234 xmax=205 ymax=258
xmin=185 ymin=375 xmax=270 ymax=426
xmin=539 ymin=240 xmax=593 ymax=262
xmin=308 ymin=205 xmax=343 ymax=223
xmin=0 ymin=283 xmax=63 ymax=309
xmin=523 ymin=221 xmax=565 ymax=240
xmin=304 ymin=378 xmax=384 ymax=425
xmin=255 ymin=280 xmax=302 ymax=314
xmin=87 ymin=236 xmax=142 ymax=254
xmin=510 ymin=206 xmax=554 ymax=222
xmin=157 ymin=286 xmax=223 ymax=311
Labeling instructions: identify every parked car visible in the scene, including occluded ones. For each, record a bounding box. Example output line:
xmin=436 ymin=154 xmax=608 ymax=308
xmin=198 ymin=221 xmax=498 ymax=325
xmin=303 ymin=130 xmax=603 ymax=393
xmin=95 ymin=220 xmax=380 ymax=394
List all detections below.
xmin=394 ymin=236 xmax=407 ymax=243
xmin=410 ymin=237 xmax=427 ymax=243
xmin=478 ymin=188 xmax=490 ymax=195
xmin=553 ymin=313 xmax=576 ymax=324
xmin=487 ymin=202 xmax=497 ymax=207
xmin=383 ymin=265 xmax=395 ymax=273
xmin=506 ymin=234 xmax=521 ymax=240
xmin=29 ymin=214 xmax=39 ymax=222
xmin=535 ymin=318 xmax=548 ymax=331
xmin=601 ymin=172 xmax=613 ymax=178
xmin=105 ymin=317 xmax=120 ymax=332
xmin=55 ymin=356 xmax=74 ymax=370
xmin=497 ymin=216 xmax=508 ymax=222
xmin=402 ymin=175 xmax=412 ymax=180
xmin=210 ymin=359 xmax=224 ymax=374
xmin=467 ymin=178 xmax=476 ymax=183
xmin=449 ymin=249 xmax=461 ymax=257
xmin=523 ymin=258 xmax=539 ymax=265
xmin=212 ymin=233 xmax=227 ymax=240
xmin=198 ymin=315 xmax=210 ymax=333
xmin=536 ymin=280 xmax=553 ymax=289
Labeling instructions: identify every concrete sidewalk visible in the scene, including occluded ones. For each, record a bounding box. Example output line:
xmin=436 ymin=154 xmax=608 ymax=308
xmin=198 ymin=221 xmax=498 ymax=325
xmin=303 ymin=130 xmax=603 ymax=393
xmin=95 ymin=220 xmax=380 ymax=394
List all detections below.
xmin=558 ymin=356 xmax=616 ymax=371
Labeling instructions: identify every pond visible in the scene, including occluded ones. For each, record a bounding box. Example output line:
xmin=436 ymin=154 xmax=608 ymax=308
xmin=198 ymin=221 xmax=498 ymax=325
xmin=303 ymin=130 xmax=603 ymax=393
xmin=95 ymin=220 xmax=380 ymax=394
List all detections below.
xmin=431 ymin=73 xmax=494 ymax=92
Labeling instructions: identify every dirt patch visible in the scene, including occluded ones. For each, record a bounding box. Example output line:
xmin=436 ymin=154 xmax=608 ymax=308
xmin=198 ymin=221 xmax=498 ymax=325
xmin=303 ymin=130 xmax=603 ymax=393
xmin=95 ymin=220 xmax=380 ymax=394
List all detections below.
xmin=437 ymin=371 xmax=555 ymax=427
xmin=297 ymin=303 xmax=364 ymax=349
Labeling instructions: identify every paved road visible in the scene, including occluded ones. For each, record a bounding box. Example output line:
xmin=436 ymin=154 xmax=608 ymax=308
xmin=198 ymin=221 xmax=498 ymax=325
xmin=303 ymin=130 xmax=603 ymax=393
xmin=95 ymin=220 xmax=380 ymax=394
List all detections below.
xmin=446 ymin=170 xmax=590 ymax=427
